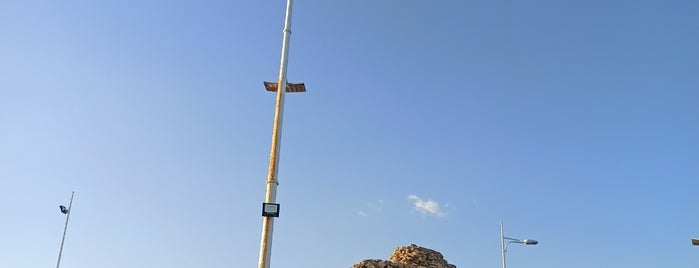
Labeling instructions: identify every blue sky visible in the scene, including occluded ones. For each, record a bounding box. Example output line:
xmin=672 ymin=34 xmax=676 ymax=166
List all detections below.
xmin=1 ymin=1 xmax=698 ymax=267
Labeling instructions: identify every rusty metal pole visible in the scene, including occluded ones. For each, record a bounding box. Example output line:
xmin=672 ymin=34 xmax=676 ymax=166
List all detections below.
xmin=258 ymin=1 xmax=294 ymax=268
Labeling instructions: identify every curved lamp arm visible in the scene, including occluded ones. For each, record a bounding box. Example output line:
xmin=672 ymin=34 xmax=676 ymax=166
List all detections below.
xmin=504 ymin=237 xmax=538 ymax=252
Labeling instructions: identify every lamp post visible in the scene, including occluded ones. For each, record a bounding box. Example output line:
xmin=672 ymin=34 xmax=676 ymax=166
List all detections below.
xmin=257 ymin=0 xmax=306 ymax=268
xmin=500 ymin=222 xmax=538 ymax=268
xmin=692 ymin=238 xmax=699 ymax=246
xmin=56 ymin=191 xmax=75 ymax=268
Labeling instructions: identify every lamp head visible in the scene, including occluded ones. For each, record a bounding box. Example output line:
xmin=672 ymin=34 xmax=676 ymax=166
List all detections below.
xmin=692 ymin=238 xmax=699 ymax=246
xmin=523 ymin=239 xmax=538 ymax=245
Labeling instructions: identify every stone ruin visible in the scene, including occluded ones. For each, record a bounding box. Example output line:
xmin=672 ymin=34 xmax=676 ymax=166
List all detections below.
xmin=352 ymin=244 xmax=457 ymax=268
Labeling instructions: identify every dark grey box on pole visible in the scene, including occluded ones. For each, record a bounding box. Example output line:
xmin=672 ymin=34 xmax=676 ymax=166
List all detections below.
xmin=262 ymin=203 xmax=280 ymax=217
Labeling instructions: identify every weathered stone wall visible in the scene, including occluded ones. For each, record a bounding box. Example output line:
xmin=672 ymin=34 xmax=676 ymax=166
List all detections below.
xmin=352 ymin=244 xmax=456 ymax=268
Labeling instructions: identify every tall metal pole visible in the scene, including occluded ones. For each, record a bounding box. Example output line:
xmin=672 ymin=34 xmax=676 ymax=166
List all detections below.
xmin=258 ymin=1 xmax=294 ymax=268
xmin=501 ymin=221 xmax=506 ymax=268
xmin=56 ymin=191 xmax=74 ymax=268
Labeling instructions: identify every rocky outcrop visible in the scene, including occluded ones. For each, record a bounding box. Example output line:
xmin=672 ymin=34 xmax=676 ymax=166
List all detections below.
xmin=352 ymin=259 xmax=404 ymax=268
xmin=352 ymin=244 xmax=456 ymax=268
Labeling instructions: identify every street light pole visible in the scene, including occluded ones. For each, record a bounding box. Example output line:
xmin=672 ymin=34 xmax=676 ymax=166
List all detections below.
xmin=56 ymin=191 xmax=74 ymax=268
xmin=500 ymin=221 xmax=538 ymax=268
xmin=501 ymin=222 xmax=507 ymax=268
xmin=258 ymin=1 xmax=305 ymax=268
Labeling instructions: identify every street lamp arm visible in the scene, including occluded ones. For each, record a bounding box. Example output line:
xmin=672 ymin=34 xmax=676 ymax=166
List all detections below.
xmin=503 ymin=236 xmax=523 ymax=242
xmin=503 ymin=240 xmax=523 ymax=252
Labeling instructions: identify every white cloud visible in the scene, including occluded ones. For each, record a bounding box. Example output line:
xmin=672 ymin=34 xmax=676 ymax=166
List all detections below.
xmin=408 ymin=194 xmax=446 ymax=217
xmin=357 ymin=199 xmax=384 ymax=217
xmin=367 ymin=201 xmax=383 ymax=211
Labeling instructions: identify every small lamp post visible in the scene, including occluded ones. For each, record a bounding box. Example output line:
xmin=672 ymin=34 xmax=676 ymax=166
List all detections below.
xmin=56 ymin=191 xmax=75 ymax=268
xmin=500 ymin=222 xmax=538 ymax=268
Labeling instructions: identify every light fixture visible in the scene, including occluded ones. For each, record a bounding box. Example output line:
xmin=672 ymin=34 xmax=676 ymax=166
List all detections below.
xmin=522 ymin=239 xmax=538 ymax=245
xmin=262 ymin=203 xmax=280 ymax=217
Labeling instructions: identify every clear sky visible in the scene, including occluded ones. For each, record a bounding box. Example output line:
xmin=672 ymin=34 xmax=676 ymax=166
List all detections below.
xmin=1 ymin=1 xmax=698 ymax=267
